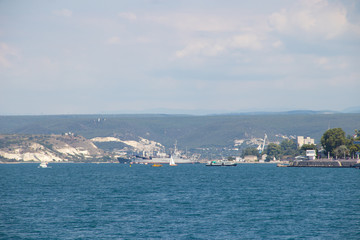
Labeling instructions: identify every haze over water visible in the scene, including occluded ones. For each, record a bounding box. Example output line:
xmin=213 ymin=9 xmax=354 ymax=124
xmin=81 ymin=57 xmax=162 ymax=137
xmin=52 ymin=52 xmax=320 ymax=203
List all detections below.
xmin=1 ymin=163 xmax=359 ymax=239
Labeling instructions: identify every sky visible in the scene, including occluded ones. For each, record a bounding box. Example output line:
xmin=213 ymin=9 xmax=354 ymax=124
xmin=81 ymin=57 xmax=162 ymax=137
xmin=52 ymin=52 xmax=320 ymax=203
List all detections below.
xmin=0 ymin=0 xmax=359 ymax=115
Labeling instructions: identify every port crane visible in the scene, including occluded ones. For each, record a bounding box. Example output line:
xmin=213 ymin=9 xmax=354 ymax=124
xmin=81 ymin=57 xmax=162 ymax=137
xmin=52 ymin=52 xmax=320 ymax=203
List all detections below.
xmin=258 ymin=134 xmax=267 ymax=154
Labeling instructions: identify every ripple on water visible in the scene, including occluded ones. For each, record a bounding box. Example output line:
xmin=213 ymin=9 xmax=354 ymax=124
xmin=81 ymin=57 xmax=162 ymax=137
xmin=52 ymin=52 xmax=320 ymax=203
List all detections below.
xmin=0 ymin=163 xmax=359 ymax=239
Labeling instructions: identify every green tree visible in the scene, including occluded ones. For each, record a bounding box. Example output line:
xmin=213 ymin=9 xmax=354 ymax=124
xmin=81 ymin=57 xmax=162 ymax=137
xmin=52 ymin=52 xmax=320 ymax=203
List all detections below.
xmin=300 ymin=144 xmax=317 ymax=151
xmin=300 ymin=143 xmax=318 ymax=156
xmin=321 ymin=128 xmax=346 ymax=157
xmin=346 ymin=129 xmax=360 ymax=158
xmin=333 ymin=145 xmax=349 ymax=159
xmin=265 ymin=143 xmax=281 ymax=160
xmin=349 ymin=145 xmax=360 ymax=159
xmin=242 ymin=147 xmax=260 ymax=158
xmin=355 ymin=129 xmax=360 ymax=139
xmin=280 ymin=139 xmax=298 ymax=156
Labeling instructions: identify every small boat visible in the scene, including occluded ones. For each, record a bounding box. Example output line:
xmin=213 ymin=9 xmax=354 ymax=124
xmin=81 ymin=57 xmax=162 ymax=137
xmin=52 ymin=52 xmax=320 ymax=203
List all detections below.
xmin=222 ymin=161 xmax=237 ymax=166
xmin=206 ymin=160 xmax=223 ymax=166
xmin=152 ymin=164 xmax=163 ymax=167
xmin=206 ymin=160 xmax=237 ymax=166
xmin=169 ymin=156 xmax=177 ymax=166
xmin=277 ymin=163 xmax=289 ymax=167
xmin=38 ymin=161 xmax=50 ymax=168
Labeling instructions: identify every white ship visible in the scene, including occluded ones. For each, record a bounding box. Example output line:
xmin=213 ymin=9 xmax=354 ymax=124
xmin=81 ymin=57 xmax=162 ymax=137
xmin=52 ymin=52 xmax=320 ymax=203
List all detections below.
xmin=133 ymin=143 xmax=200 ymax=164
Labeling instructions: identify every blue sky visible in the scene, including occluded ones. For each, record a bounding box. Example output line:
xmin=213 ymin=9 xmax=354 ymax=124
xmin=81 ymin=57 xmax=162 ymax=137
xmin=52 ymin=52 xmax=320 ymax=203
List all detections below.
xmin=1 ymin=0 xmax=359 ymax=115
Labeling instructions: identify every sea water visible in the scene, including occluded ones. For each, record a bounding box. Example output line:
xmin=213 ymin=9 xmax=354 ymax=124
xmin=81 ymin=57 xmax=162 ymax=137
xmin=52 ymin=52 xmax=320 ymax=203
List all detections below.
xmin=1 ymin=163 xmax=359 ymax=239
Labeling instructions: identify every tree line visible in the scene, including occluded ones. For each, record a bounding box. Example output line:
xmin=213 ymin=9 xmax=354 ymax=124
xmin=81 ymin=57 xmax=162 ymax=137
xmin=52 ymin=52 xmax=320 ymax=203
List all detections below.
xmin=242 ymin=128 xmax=360 ymax=161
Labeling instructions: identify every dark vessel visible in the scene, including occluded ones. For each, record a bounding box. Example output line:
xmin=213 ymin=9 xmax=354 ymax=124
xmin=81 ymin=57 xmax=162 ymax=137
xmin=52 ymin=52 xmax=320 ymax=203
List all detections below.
xmin=117 ymin=156 xmax=132 ymax=164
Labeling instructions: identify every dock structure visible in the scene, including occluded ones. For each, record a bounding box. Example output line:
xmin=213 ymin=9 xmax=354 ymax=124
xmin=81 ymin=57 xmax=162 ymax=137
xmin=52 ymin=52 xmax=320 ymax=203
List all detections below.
xmin=286 ymin=159 xmax=360 ymax=168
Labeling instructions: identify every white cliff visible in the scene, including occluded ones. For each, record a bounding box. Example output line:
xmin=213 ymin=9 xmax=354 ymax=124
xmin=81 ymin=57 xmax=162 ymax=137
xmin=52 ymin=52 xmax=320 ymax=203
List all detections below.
xmin=91 ymin=136 xmax=164 ymax=152
xmin=0 ymin=134 xmax=105 ymax=162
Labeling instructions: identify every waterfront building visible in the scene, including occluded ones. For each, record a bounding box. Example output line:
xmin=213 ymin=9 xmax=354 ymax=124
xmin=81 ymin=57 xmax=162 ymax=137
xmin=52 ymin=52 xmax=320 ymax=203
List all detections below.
xmin=244 ymin=155 xmax=258 ymax=162
xmin=306 ymin=150 xmax=316 ymax=160
xmin=297 ymin=136 xmax=315 ymax=148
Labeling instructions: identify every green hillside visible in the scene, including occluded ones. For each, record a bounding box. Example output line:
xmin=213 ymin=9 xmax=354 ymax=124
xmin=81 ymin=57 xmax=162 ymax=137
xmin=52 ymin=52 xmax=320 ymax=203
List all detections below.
xmin=0 ymin=113 xmax=359 ymax=149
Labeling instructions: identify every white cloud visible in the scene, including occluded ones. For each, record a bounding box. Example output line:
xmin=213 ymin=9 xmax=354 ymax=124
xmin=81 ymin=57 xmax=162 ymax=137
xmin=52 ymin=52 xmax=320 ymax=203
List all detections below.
xmin=53 ymin=9 xmax=73 ymax=17
xmin=150 ymin=13 xmax=237 ymax=33
xmin=327 ymin=74 xmax=359 ymax=87
xmin=175 ymin=41 xmax=225 ymax=58
xmin=272 ymin=40 xmax=283 ymax=48
xmin=231 ymin=34 xmax=262 ymax=50
xmin=1 ymin=1 xmax=359 ymax=114
xmin=106 ymin=36 xmax=121 ymax=45
xmin=0 ymin=42 xmax=20 ymax=68
xmin=313 ymin=56 xmax=349 ymax=70
xmin=315 ymin=57 xmax=329 ymax=65
xmin=175 ymin=42 xmax=205 ymax=58
xmin=118 ymin=12 xmax=137 ymax=21
xmin=135 ymin=36 xmax=151 ymax=43
xmin=269 ymin=9 xmax=288 ymax=32
xmin=175 ymin=34 xmax=262 ymax=58
xmin=269 ymin=0 xmax=349 ymax=39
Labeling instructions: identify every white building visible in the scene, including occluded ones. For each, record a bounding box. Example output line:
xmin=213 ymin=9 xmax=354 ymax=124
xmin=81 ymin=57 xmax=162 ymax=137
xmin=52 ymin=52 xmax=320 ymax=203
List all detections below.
xmin=306 ymin=150 xmax=316 ymax=160
xmin=297 ymin=136 xmax=315 ymax=148
xmin=244 ymin=155 xmax=258 ymax=162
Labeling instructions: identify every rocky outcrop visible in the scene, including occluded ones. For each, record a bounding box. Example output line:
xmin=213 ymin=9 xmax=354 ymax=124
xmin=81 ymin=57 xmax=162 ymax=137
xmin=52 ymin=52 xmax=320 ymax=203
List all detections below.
xmin=91 ymin=136 xmax=164 ymax=152
xmin=0 ymin=134 xmax=105 ymax=162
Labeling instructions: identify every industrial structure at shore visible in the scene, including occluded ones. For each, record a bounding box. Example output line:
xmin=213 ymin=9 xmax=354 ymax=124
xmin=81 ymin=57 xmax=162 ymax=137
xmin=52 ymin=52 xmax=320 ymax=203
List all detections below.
xmin=278 ymin=159 xmax=360 ymax=168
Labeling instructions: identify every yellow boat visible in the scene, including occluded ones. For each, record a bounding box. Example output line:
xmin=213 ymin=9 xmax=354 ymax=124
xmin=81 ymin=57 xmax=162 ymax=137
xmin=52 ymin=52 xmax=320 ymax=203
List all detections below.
xmin=152 ymin=164 xmax=163 ymax=167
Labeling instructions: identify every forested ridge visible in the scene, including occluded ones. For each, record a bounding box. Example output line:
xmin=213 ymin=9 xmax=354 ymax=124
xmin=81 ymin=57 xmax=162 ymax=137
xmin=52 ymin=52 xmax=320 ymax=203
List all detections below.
xmin=0 ymin=113 xmax=359 ymax=148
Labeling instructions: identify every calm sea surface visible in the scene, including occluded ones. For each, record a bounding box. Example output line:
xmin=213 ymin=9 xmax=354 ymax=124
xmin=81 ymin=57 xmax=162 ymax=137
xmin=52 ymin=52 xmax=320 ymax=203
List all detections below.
xmin=1 ymin=163 xmax=359 ymax=239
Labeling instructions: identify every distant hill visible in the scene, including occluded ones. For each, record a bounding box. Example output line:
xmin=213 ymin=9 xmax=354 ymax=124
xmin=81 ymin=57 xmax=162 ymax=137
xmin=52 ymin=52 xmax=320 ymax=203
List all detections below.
xmin=0 ymin=113 xmax=359 ymax=150
xmin=342 ymin=106 xmax=360 ymax=113
xmin=219 ymin=110 xmax=339 ymax=116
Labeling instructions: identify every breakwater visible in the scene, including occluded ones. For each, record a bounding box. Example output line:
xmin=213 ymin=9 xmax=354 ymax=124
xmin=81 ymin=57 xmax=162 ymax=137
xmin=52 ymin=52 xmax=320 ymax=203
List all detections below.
xmin=288 ymin=159 xmax=360 ymax=168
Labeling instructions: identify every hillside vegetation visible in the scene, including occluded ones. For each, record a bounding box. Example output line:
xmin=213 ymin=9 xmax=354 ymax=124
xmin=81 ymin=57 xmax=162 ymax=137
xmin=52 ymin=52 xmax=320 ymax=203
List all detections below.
xmin=0 ymin=113 xmax=359 ymax=149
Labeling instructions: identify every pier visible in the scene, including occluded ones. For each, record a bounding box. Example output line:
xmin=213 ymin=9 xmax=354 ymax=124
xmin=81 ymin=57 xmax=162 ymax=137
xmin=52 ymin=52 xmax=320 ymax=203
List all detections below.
xmin=287 ymin=159 xmax=360 ymax=168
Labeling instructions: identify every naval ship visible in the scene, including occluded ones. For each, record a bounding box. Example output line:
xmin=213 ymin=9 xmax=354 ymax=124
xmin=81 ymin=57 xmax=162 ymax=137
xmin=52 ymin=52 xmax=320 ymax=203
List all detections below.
xmin=133 ymin=143 xmax=200 ymax=164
